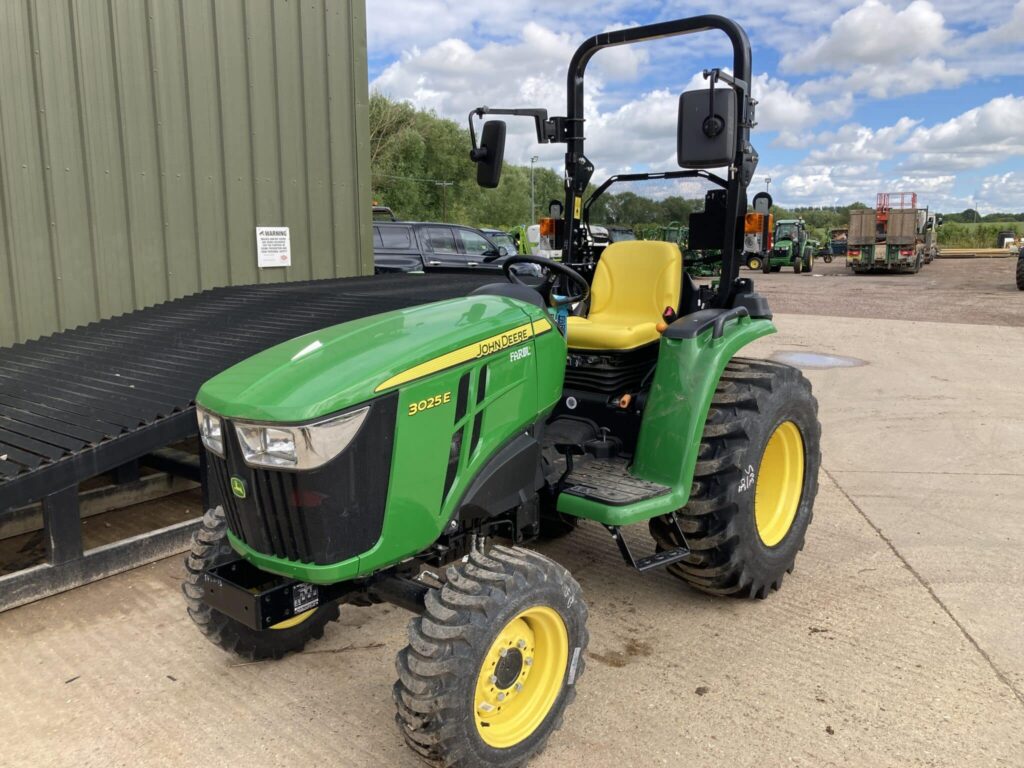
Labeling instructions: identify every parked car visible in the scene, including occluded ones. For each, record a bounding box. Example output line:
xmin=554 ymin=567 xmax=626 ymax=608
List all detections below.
xmin=373 ymin=221 xmax=540 ymax=277
xmin=372 ymin=205 xmax=397 ymax=221
xmin=479 ymin=228 xmax=521 ymax=257
xmin=607 ymin=225 xmax=636 ymax=243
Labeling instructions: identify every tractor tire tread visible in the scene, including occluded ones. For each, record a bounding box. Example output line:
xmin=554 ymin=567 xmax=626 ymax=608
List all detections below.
xmin=649 ymin=358 xmax=821 ymax=599
xmin=393 ymin=545 xmax=588 ymax=768
xmin=181 ymin=507 xmax=339 ymax=661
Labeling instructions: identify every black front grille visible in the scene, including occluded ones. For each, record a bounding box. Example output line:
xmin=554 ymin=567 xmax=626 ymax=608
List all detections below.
xmin=206 ymin=393 xmax=398 ymax=565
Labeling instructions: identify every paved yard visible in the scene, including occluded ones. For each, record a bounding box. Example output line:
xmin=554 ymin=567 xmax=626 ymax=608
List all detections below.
xmin=3 ymin=262 xmax=1023 ymax=767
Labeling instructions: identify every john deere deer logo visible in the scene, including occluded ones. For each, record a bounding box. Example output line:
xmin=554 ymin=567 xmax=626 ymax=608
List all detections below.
xmin=230 ymin=476 xmax=247 ymax=499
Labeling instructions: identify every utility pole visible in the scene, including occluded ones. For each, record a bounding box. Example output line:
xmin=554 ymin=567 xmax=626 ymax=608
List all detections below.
xmin=530 ymin=156 xmax=539 ymax=224
xmin=435 ymin=180 xmax=453 ymax=220
xmin=765 ymin=176 xmax=771 ymax=196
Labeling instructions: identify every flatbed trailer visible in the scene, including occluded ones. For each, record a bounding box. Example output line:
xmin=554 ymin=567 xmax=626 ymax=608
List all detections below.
xmin=0 ymin=273 xmax=489 ymax=611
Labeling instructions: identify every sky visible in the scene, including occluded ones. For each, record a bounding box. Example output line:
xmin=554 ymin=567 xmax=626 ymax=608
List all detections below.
xmin=365 ymin=0 xmax=1024 ymax=213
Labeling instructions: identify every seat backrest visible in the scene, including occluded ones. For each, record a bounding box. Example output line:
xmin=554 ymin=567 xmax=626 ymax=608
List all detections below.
xmin=589 ymin=241 xmax=682 ymax=322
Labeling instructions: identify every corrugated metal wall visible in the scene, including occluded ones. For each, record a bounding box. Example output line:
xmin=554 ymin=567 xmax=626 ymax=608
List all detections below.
xmin=0 ymin=0 xmax=372 ymax=346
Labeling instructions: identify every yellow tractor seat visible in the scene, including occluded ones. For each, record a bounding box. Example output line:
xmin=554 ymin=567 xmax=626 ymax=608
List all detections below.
xmin=567 ymin=240 xmax=682 ymax=351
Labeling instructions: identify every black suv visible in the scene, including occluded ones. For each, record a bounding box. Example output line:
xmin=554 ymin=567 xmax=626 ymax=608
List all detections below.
xmin=373 ymin=222 xmax=527 ymax=275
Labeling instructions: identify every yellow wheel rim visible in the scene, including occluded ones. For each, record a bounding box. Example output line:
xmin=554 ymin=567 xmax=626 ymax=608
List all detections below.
xmin=754 ymin=421 xmax=805 ymax=547
xmin=473 ymin=606 xmax=568 ymax=749
xmin=269 ymin=608 xmax=315 ymax=630
xmin=749 ymin=258 xmax=761 ymax=269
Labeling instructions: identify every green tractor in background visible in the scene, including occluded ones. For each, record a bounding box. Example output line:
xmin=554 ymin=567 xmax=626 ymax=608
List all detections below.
xmin=183 ymin=17 xmax=821 ymax=768
xmin=642 ymin=220 xmax=721 ymax=277
xmin=763 ymin=218 xmax=815 ymax=273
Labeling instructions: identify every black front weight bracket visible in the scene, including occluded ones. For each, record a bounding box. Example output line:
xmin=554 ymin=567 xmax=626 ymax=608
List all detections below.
xmin=200 ymin=557 xmax=430 ymax=631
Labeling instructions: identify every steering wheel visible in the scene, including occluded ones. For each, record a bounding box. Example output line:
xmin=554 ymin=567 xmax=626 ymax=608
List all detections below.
xmin=502 ymin=254 xmax=590 ymax=308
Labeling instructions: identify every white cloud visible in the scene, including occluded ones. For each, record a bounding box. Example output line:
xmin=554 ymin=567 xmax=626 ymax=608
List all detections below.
xmin=781 ymin=0 xmax=951 ymax=74
xmin=801 ymin=58 xmax=967 ymax=100
xmin=809 ymin=117 xmax=920 ymax=164
xmin=899 ymin=95 xmax=1024 ymax=171
xmin=752 ymin=74 xmax=853 ymax=137
xmin=976 ymin=172 xmax=1024 ymax=211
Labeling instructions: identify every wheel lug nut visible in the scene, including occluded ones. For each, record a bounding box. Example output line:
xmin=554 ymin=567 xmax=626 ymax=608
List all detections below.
xmin=499 ymin=648 xmax=508 ymax=658
xmin=489 ymin=675 xmax=497 ymax=684
xmin=497 ymin=692 xmax=506 ymax=702
xmin=514 ymin=683 xmax=523 ymax=692
xmin=525 ymin=657 xmax=533 ymax=666
xmin=479 ymin=702 xmax=494 ymax=713
xmin=517 ymin=639 xmax=527 ymax=649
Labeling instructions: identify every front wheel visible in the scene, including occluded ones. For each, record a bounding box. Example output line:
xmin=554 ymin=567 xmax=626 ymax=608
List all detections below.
xmin=394 ymin=546 xmax=588 ymax=767
xmin=1016 ymin=258 xmax=1024 ymax=290
xmin=182 ymin=507 xmax=340 ymax=660
xmin=792 ymin=258 xmax=803 ymax=274
xmin=650 ymin=358 xmax=821 ymax=598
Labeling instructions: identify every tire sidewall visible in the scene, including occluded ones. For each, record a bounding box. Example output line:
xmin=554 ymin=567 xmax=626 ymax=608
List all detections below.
xmin=449 ymin=575 xmax=587 ymax=766
xmin=725 ymin=377 xmax=819 ymax=575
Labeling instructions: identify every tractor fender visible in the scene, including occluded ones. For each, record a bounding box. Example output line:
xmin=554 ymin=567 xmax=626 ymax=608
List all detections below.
xmin=630 ymin=314 xmax=777 ymax=500
xmin=453 ymin=430 xmax=545 ymax=523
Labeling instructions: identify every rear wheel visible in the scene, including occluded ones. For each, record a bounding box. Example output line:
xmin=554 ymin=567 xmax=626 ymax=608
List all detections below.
xmin=1016 ymin=257 xmax=1024 ymax=290
xmin=394 ymin=546 xmax=588 ymax=767
xmin=650 ymin=358 xmax=821 ymax=598
xmin=747 ymin=255 xmax=763 ymax=271
xmin=182 ymin=507 xmax=340 ymax=660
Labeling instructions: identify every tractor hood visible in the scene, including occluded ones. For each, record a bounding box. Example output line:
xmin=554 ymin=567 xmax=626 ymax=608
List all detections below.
xmin=197 ymin=295 xmax=542 ymax=422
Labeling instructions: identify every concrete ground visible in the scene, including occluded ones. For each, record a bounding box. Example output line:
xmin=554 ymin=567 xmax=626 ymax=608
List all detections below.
xmin=3 ymin=260 xmax=1024 ymax=767
xmin=758 ymin=256 xmax=1024 ymax=327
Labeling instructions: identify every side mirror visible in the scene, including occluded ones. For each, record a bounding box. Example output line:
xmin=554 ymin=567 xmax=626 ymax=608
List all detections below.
xmin=498 ymin=245 xmax=509 ymax=257
xmin=677 ymin=88 xmax=736 ymax=169
xmin=471 ymin=120 xmax=506 ymax=189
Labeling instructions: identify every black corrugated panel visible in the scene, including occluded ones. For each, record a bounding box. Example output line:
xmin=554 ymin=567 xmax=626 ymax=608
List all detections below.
xmin=0 ymin=273 xmax=489 ymax=508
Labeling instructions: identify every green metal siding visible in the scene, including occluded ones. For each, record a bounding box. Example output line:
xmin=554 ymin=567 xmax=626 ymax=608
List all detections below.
xmin=0 ymin=0 xmax=371 ymax=346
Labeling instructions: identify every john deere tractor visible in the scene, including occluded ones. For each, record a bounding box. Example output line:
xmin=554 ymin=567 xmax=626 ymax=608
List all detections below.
xmin=763 ymin=218 xmax=814 ymax=273
xmin=184 ymin=16 xmax=821 ymax=768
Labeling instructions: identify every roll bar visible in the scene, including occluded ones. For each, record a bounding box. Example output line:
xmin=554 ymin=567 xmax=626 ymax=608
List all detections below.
xmin=469 ymin=15 xmax=756 ymax=309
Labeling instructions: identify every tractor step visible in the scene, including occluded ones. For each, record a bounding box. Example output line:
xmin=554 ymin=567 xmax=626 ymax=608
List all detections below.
xmin=604 ymin=514 xmax=691 ymax=573
xmin=560 ymin=456 xmax=670 ymax=506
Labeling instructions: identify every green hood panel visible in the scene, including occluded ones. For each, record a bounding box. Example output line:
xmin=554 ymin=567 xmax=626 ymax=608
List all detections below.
xmin=197 ymin=296 xmax=541 ymax=422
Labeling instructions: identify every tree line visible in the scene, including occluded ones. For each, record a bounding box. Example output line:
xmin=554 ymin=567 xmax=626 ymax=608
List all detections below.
xmin=370 ymin=93 xmax=1021 ymax=247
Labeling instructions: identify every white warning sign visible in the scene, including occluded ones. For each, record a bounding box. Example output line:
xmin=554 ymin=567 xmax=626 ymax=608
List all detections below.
xmin=256 ymin=226 xmax=291 ymax=268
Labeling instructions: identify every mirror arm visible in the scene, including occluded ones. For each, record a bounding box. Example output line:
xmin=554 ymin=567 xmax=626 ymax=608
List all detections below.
xmin=468 ymin=106 xmax=564 ymax=147
xmin=703 ymin=68 xmax=748 ymax=92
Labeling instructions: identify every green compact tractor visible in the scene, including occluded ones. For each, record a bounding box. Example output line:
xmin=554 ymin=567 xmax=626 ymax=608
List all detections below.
xmin=763 ymin=219 xmax=815 ymax=273
xmin=184 ymin=16 xmax=821 ymax=768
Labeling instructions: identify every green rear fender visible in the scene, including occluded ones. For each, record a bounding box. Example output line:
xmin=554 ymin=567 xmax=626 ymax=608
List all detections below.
xmin=557 ymin=315 xmax=776 ymax=525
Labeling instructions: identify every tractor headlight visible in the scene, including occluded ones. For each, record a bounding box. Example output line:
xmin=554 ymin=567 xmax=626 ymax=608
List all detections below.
xmin=196 ymin=406 xmax=224 ymax=457
xmin=235 ymin=407 xmax=369 ymax=470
